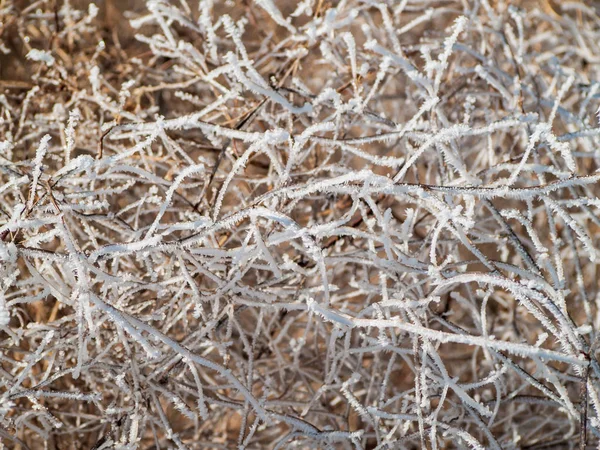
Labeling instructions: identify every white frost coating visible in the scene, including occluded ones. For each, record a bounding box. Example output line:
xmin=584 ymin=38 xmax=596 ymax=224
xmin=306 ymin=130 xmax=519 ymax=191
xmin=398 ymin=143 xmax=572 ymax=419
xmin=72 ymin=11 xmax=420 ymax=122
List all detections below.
xmin=0 ymin=292 xmax=9 ymax=326
xmin=89 ymin=235 xmax=163 ymax=263
xmin=26 ymin=49 xmax=55 ymax=66
xmin=27 ymin=135 xmax=51 ymax=210
xmin=225 ymin=52 xmax=312 ymax=114
xmin=4 ymin=1 xmax=600 ymax=448
xmin=53 ymin=155 xmax=95 ymax=179
xmin=146 ymin=163 xmax=205 ymax=237
xmin=254 ymin=0 xmax=296 ymax=33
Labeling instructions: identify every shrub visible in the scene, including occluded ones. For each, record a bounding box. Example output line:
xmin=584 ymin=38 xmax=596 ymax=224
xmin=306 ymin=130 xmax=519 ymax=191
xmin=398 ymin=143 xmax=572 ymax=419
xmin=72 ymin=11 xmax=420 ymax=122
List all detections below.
xmin=1 ymin=0 xmax=600 ymax=448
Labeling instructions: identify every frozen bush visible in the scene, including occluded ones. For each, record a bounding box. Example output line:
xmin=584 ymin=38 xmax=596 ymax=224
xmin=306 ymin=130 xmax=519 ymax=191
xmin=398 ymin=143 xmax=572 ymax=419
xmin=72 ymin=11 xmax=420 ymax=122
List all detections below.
xmin=1 ymin=0 xmax=600 ymax=448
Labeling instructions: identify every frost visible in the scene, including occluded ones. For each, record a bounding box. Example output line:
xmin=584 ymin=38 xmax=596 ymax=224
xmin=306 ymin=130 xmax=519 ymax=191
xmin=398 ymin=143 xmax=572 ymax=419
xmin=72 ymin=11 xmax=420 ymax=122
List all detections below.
xmin=26 ymin=49 xmax=55 ymax=66
xmin=2 ymin=0 xmax=600 ymax=448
